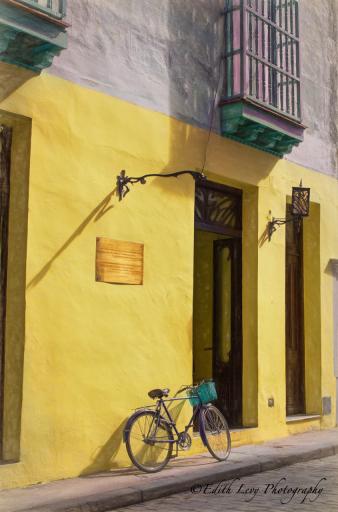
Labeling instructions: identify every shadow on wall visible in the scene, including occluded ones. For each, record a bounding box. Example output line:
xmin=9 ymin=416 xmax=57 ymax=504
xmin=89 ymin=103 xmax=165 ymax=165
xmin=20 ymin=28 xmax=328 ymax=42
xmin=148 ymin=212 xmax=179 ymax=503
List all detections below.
xmin=79 ymin=397 xmax=188 ymax=476
xmin=325 ymin=259 xmax=338 ymax=277
xmin=0 ymin=62 xmax=36 ymax=102
xmin=27 ymin=190 xmax=115 ymax=289
xmin=80 ymin=418 xmax=128 ymax=476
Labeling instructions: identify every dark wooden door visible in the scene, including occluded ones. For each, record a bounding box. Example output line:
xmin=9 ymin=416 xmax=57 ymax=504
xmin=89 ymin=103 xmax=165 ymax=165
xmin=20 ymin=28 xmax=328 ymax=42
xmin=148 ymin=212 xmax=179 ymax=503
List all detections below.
xmin=0 ymin=126 xmax=12 ymax=457
xmin=285 ymin=205 xmax=305 ymax=415
xmin=213 ymin=238 xmax=242 ymax=426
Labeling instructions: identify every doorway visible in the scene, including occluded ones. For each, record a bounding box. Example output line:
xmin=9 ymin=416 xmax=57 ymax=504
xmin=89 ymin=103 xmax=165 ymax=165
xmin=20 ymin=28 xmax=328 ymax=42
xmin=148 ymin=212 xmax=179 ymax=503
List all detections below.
xmin=0 ymin=125 xmax=12 ymax=457
xmin=193 ymin=180 xmax=242 ymax=427
xmin=285 ymin=204 xmax=305 ymax=415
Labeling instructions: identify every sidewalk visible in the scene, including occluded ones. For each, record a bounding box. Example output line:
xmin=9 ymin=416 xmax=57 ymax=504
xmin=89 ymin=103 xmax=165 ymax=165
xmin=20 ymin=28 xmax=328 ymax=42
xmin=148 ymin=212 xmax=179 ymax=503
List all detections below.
xmin=1 ymin=428 xmax=338 ymax=512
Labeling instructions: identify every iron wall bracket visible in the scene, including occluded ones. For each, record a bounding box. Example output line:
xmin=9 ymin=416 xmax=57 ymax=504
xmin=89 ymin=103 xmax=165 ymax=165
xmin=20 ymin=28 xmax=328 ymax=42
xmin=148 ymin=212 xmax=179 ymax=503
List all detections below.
xmin=268 ymin=215 xmax=302 ymax=241
xmin=116 ymin=169 xmax=206 ymax=201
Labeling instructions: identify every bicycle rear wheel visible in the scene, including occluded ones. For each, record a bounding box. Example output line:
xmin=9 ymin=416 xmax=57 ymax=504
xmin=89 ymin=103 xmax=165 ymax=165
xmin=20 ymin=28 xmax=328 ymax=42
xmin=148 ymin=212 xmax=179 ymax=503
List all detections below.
xmin=200 ymin=405 xmax=231 ymax=461
xmin=126 ymin=410 xmax=173 ymax=472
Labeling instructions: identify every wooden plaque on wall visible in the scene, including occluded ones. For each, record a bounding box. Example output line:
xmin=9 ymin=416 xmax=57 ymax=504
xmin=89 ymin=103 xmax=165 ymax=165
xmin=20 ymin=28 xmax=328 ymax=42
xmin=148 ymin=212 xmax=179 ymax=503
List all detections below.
xmin=96 ymin=238 xmax=144 ymax=285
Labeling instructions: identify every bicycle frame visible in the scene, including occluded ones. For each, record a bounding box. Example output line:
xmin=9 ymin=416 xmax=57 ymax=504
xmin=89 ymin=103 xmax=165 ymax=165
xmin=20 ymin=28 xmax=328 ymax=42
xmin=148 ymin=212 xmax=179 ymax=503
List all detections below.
xmin=124 ymin=394 xmax=208 ymax=450
xmin=148 ymin=396 xmax=199 ymax=443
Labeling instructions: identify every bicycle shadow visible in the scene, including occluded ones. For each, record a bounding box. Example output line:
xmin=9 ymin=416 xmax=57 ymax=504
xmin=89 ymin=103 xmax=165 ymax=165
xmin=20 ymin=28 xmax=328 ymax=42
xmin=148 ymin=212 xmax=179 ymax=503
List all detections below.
xmin=79 ymin=407 xmax=218 ymax=479
xmin=79 ymin=418 xmax=132 ymax=477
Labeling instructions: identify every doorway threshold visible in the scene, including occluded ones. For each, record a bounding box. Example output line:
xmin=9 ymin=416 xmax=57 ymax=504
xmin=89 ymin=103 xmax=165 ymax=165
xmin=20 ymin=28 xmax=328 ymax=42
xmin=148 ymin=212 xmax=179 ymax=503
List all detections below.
xmin=286 ymin=414 xmax=321 ymax=423
xmin=192 ymin=425 xmax=257 ymax=438
xmin=230 ymin=426 xmax=257 ymax=432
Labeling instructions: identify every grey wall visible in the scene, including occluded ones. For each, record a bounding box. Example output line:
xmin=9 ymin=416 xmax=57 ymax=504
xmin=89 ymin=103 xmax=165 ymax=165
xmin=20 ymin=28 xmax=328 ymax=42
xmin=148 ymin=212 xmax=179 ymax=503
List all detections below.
xmin=288 ymin=0 xmax=338 ymax=177
xmin=50 ymin=0 xmax=224 ymax=129
xmin=49 ymin=0 xmax=338 ymax=177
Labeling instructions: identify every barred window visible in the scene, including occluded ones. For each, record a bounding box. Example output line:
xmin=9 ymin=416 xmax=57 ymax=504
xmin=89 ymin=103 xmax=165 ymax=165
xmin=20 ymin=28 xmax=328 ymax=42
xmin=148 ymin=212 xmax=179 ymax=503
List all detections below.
xmin=224 ymin=0 xmax=301 ymax=121
xmin=16 ymin=0 xmax=66 ymax=18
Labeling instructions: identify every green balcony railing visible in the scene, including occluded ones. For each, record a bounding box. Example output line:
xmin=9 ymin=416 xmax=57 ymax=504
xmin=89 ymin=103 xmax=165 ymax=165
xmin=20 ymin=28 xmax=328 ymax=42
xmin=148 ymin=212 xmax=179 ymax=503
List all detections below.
xmin=15 ymin=0 xmax=66 ymax=19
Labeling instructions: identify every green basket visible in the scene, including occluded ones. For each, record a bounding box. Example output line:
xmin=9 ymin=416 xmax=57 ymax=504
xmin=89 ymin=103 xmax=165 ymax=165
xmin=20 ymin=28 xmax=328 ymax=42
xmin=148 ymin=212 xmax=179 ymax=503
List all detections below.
xmin=188 ymin=380 xmax=217 ymax=406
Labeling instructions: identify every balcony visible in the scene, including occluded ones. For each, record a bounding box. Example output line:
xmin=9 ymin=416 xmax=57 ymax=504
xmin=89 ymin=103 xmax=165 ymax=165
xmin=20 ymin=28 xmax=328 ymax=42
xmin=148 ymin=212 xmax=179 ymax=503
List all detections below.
xmin=220 ymin=0 xmax=305 ymax=157
xmin=0 ymin=0 xmax=68 ymax=73
xmin=15 ymin=1 xmax=66 ymax=19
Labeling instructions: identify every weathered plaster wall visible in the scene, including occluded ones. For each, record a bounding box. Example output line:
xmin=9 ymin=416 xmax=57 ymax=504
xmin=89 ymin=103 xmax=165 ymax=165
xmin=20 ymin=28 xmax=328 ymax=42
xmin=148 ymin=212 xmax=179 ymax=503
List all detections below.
xmin=50 ymin=0 xmax=224 ymax=130
xmin=49 ymin=0 xmax=338 ymax=177
xmin=288 ymin=0 xmax=338 ymax=177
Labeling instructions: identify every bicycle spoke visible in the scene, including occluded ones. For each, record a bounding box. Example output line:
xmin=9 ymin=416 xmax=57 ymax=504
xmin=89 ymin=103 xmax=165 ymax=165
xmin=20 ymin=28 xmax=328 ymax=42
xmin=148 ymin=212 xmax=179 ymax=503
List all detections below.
xmin=201 ymin=405 xmax=231 ymax=461
xmin=126 ymin=411 xmax=173 ymax=472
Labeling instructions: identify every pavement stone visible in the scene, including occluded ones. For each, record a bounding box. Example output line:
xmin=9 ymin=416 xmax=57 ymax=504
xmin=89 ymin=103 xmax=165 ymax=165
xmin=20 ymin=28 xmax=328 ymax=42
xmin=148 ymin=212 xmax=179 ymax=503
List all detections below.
xmin=115 ymin=454 xmax=338 ymax=511
xmin=0 ymin=428 xmax=338 ymax=512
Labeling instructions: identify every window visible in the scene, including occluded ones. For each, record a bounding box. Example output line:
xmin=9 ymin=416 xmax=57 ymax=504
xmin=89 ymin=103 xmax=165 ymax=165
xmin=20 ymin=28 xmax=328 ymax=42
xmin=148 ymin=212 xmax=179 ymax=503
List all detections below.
xmin=220 ymin=0 xmax=304 ymax=157
xmin=15 ymin=0 xmax=66 ymax=19
xmin=223 ymin=0 xmax=301 ymax=121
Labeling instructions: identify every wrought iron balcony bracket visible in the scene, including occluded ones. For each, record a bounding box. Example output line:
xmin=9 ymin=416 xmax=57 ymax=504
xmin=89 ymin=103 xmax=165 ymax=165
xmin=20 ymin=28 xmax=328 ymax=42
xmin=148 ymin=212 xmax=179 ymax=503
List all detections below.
xmin=117 ymin=170 xmax=206 ymax=201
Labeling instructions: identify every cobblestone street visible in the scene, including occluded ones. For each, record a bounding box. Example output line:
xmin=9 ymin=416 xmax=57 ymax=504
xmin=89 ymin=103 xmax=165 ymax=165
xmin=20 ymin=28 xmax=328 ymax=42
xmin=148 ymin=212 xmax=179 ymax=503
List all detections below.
xmin=115 ymin=454 xmax=338 ymax=512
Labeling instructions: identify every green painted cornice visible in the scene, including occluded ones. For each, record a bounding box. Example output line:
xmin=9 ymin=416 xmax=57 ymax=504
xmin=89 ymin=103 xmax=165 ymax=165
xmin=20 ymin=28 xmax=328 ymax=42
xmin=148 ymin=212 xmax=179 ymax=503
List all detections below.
xmin=0 ymin=2 xmax=67 ymax=72
xmin=220 ymin=100 xmax=305 ymax=158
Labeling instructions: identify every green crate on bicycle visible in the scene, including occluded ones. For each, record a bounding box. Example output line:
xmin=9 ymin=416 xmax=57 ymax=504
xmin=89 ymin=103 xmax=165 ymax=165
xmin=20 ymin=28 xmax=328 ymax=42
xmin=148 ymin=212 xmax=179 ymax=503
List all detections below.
xmin=188 ymin=380 xmax=217 ymax=406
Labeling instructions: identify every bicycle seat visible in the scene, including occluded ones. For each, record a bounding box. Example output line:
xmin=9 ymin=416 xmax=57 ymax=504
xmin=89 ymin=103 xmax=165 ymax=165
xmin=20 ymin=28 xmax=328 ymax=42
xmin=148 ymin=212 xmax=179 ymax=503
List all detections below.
xmin=148 ymin=388 xmax=169 ymax=399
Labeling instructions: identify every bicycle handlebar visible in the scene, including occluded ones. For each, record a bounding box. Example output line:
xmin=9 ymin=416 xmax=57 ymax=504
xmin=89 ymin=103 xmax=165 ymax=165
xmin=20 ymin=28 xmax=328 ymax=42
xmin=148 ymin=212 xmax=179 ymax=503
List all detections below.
xmin=174 ymin=381 xmax=207 ymax=398
xmin=176 ymin=384 xmax=196 ymax=394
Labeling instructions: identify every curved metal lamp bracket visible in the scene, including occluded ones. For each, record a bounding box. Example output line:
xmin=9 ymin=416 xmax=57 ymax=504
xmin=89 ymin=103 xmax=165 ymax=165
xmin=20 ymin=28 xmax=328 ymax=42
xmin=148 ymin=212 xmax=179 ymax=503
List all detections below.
xmin=267 ymin=181 xmax=310 ymax=241
xmin=117 ymin=169 xmax=206 ymax=201
xmin=268 ymin=215 xmax=302 ymax=242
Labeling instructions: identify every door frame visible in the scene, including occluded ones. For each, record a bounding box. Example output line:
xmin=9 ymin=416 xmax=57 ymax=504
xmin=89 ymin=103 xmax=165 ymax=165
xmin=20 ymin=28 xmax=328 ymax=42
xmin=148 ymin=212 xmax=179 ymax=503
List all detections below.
xmin=0 ymin=126 xmax=12 ymax=458
xmin=285 ymin=204 xmax=305 ymax=416
xmin=194 ymin=179 xmax=243 ymax=426
xmin=213 ymin=237 xmax=242 ymax=426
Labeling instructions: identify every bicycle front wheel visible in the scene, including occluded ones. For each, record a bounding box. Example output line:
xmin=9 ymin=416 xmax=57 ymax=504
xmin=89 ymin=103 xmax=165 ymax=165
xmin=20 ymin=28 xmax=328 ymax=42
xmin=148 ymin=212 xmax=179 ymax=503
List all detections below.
xmin=200 ymin=405 xmax=231 ymax=461
xmin=126 ymin=411 xmax=174 ymax=472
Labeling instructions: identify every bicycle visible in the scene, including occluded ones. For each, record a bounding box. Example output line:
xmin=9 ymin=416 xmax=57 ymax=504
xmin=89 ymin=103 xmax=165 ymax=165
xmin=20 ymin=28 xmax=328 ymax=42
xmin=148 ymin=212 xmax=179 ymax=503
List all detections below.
xmin=123 ymin=380 xmax=231 ymax=472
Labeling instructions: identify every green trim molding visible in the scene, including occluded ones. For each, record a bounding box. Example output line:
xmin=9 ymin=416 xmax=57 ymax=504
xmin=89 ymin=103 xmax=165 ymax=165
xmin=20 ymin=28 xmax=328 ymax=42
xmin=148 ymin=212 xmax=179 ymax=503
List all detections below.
xmin=220 ymin=100 xmax=305 ymax=158
xmin=0 ymin=2 xmax=67 ymax=72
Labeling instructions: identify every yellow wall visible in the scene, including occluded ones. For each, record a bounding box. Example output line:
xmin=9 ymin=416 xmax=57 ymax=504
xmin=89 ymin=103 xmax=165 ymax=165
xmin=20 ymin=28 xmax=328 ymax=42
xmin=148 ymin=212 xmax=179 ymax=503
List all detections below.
xmin=0 ymin=72 xmax=337 ymax=489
